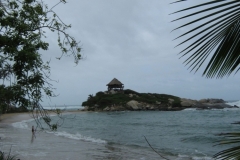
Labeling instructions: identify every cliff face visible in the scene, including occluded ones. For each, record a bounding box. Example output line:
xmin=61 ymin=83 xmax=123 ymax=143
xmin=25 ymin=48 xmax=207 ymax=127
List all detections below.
xmin=81 ymin=89 xmax=236 ymax=111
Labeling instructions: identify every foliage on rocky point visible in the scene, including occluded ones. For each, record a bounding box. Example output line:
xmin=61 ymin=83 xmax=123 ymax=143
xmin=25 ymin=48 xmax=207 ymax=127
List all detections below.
xmin=82 ymin=89 xmax=181 ymax=109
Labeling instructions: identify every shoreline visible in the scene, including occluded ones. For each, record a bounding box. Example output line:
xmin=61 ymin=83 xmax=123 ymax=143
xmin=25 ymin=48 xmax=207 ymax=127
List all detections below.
xmin=0 ymin=105 xmax=239 ymax=126
xmin=0 ymin=112 xmax=33 ymax=124
xmin=0 ymin=110 xmax=221 ymax=160
xmin=0 ymin=111 xmax=105 ymax=160
xmin=0 ymin=111 xmax=162 ymax=160
xmin=0 ymin=110 xmax=86 ymax=124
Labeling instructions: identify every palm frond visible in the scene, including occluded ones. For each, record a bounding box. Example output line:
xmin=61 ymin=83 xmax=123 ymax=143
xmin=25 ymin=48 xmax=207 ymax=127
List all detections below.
xmin=213 ymin=132 xmax=240 ymax=159
xmin=172 ymin=0 xmax=240 ymax=78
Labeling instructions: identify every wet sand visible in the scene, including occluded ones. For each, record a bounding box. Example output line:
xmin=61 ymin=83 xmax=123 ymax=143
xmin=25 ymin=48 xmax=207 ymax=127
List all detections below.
xmin=0 ymin=112 xmax=33 ymax=123
xmin=0 ymin=112 xmax=166 ymax=160
xmin=0 ymin=112 xmax=101 ymax=160
xmin=0 ymin=110 xmax=86 ymax=124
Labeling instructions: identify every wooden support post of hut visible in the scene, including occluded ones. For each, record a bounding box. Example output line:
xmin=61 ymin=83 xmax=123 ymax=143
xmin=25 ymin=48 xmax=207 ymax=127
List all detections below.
xmin=106 ymin=78 xmax=124 ymax=93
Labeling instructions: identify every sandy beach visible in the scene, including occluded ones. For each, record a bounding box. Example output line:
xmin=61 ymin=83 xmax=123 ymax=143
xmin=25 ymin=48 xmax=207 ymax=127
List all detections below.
xmin=0 ymin=111 xmax=163 ymax=160
xmin=2 ymin=110 xmax=228 ymax=160
xmin=1 ymin=111 xmax=172 ymax=160
xmin=0 ymin=110 xmax=86 ymax=124
xmin=0 ymin=112 xmax=108 ymax=160
xmin=0 ymin=113 xmax=33 ymax=123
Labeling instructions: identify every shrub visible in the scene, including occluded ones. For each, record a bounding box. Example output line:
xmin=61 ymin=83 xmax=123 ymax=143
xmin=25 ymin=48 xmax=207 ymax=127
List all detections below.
xmin=124 ymin=89 xmax=139 ymax=95
xmin=0 ymin=150 xmax=17 ymax=160
xmin=96 ymin=91 xmax=105 ymax=97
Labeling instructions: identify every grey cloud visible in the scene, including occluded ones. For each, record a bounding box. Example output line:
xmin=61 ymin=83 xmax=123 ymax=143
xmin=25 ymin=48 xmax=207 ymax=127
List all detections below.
xmin=41 ymin=0 xmax=240 ymax=106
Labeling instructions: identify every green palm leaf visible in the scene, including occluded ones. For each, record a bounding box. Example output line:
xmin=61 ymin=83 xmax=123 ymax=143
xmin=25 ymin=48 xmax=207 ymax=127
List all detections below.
xmin=214 ymin=132 xmax=240 ymax=159
xmin=172 ymin=0 xmax=240 ymax=78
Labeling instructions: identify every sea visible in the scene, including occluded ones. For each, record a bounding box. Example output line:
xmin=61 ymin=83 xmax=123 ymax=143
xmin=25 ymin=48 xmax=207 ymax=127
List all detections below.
xmin=1 ymin=100 xmax=240 ymax=160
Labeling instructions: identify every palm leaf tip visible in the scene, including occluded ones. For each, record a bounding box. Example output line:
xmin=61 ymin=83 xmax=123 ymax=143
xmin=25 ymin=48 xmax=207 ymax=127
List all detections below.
xmin=172 ymin=0 xmax=240 ymax=78
xmin=213 ymin=132 xmax=240 ymax=159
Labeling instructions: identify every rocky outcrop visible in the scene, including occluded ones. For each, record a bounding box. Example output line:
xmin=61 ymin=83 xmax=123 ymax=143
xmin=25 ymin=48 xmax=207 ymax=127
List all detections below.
xmin=198 ymin=98 xmax=225 ymax=104
xmin=181 ymin=98 xmax=236 ymax=110
xmin=102 ymin=105 xmax=126 ymax=111
xmin=126 ymin=100 xmax=141 ymax=110
xmin=180 ymin=98 xmax=198 ymax=107
xmin=194 ymin=103 xmax=236 ymax=110
xmin=83 ymin=98 xmax=237 ymax=111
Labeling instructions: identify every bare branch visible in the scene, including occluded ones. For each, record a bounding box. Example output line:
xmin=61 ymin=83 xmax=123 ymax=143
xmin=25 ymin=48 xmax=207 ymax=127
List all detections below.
xmin=143 ymin=136 xmax=170 ymax=160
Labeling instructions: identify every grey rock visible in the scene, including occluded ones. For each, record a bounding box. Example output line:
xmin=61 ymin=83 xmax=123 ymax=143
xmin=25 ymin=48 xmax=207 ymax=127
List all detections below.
xmin=198 ymin=98 xmax=225 ymax=104
xmin=127 ymin=100 xmax=140 ymax=110
xmin=180 ymin=98 xmax=198 ymax=107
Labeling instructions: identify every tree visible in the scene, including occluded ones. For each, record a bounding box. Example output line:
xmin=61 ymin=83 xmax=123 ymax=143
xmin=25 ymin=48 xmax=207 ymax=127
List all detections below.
xmin=172 ymin=0 xmax=240 ymax=159
xmin=0 ymin=0 xmax=81 ymax=130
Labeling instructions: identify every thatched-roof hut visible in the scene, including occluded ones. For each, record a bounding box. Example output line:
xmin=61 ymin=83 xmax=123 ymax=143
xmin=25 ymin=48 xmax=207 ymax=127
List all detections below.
xmin=106 ymin=78 xmax=124 ymax=91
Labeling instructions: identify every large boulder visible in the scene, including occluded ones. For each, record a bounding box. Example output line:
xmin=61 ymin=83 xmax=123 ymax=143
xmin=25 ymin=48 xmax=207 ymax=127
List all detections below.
xmin=111 ymin=105 xmax=126 ymax=111
xmin=109 ymin=90 xmax=117 ymax=94
xmin=83 ymin=106 xmax=89 ymax=111
xmin=198 ymin=99 xmax=208 ymax=103
xmin=129 ymin=94 xmax=133 ymax=98
xmin=103 ymin=106 xmax=110 ymax=111
xmin=156 ymin=101 xmax=161 ymax=105
xmin=126 ymin=100 xmax=140 ymax=110
xmin=197 ymin=103 xmax=235 ymax=109
xmin=168 ymin=98 xmax=174 ymax=104
xmin=198 ymin=98 xmax=225 ymax=104
xmin=181 ymin=98 xmax=198 ymax=107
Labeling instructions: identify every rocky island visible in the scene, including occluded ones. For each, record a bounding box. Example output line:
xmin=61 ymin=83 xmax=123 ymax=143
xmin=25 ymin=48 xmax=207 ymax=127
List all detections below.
xmin=82 ymin=78 xmax=237 ymax=111
xmin=81 ymin=89 xmax=237 ymax=111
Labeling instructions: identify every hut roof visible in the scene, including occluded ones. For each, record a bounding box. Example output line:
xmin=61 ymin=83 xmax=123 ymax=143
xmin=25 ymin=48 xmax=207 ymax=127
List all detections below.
xmin=106 ymin=78 xmax=123 ymax=86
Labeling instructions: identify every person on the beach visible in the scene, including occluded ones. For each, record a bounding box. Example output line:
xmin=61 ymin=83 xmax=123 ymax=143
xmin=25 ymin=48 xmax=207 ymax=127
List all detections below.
xmin=31 ymin=126 xmax=36 ymax=143
xmin=32 ymin=126 xmax=35 ymax=134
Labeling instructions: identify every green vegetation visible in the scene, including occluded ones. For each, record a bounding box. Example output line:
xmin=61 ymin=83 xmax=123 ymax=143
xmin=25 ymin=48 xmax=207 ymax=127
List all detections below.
xmin=0 ymin=150 xmax=17 ymax=160
xmin=172 ymin=1 xmax=240 ymax=159
xmin=0 ymin=0 xmax=81 ymax=130
xmin=82 ymin=89 xmax=181 ymax=110
xmin=0 ymin=85 xmax=28 ymax=113
xmin=172 ymin=1 xmax=239 ymax=78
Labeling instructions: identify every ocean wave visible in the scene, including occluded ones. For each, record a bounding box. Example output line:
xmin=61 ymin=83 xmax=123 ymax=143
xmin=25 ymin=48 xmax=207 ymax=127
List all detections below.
xmin=192 ymin=156 xmax=212 ymax=160
xmin=11 ymin=119 xmax=34 ymax=130
xmin=222 ymin=107 xmax=240 ymax=111
xmin=177 ymin=154 xmax=212 ymax=160
xmin=226 ymin=100 xmax=240 ymax=107
xmin=182 ymin=104 xmax=240 ymax=112
xmin=183 ymin=108 xmax=197 ymax=111
xmin=43 ymin=105 xmax=84 ymax=110
xmin=11 ymin=118 xmax=106 ymax=144
xmin=48 ymin=131 xmax=107 ymax=144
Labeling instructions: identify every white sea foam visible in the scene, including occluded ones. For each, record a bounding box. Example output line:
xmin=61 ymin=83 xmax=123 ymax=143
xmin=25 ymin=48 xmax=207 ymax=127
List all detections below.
xmin=43 ymin=105 xmax=84 ymax=110
xmin=182 ymin=100 xmax=240 ymax=112
xmin=48 ymin=131 xmax=107 ymax=144
xmin=223 ymin=107 xmax=240 ymax=111
xmin=192 ymin=156 xmax=212 ymax=160
xmin=183 ymin=108 xmax=197 ymax=111
xmin=16 ymin=151 xmax=47 ymax=157
xmin=177 ymin=154 xmax=212 ymax=160
xmin=11 ymin=117 xmax=106 ymax=144
xmin=226 ymin=100 xmax=240 ymax=107
xmin=12 ymin=119 xmax=34 ymax=130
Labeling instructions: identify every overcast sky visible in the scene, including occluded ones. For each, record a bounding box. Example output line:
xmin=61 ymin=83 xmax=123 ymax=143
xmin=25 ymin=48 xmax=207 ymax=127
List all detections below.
xmin=40 ymin=0 xmax=240 ymax=106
